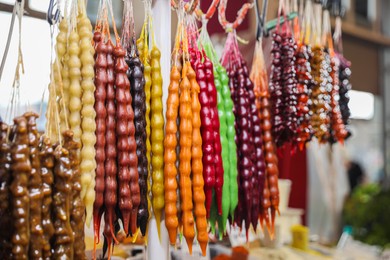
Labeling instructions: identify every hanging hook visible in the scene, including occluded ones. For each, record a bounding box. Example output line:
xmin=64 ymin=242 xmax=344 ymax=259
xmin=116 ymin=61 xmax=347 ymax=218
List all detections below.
xmin=47 ymin=0 xmax=61 ymax=25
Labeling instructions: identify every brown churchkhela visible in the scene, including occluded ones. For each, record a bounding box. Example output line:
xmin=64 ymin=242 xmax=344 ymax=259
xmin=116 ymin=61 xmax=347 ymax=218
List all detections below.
xmin=25 ymin=112 xmax=44 ymax=259
xmin=114 ymin=44 xmax=140 ymax=236
xmin=63 ymin=130 xmax=86 ymax=259
xmin=39 ymin=136 xmax=55 ymax=259
xmin=0 ymin=122 xmax=12 ymax=259
xmin=104 ymin=39 xmax=119 ymax=244
xmin=52 ymin=143 xmax=74 ymax=258
xmin=10 ymin=116 xmax=31 ymax=260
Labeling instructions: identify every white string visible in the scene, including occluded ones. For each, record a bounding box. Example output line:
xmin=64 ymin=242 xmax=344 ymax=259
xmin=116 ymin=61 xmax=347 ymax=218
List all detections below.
xmin=6 ymin=0 xmax=25 ymax=124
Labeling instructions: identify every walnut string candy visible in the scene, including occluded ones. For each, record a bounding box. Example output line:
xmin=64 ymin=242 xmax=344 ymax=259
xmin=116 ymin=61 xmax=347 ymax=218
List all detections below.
xmin=52 ymin=143 xmax=74 ymax=259
xmin=39 ymin=136 xmax=55 ymax=259
xmin=150 ymin=46 xmax=165 ymax=235
xmin=310 ymin=46 xmax=331 ymax=143
xmin=56 ymin=18 xmax=70 ymax=134
xmin=269 ymin=32 xmax=284 ymax=146
xmin=0 ymin=122 xmax=12 ymax=259
xmin=249 ymin=41 xmax=267 ymax=230
xmin=114 ymin=44 xmax=140 ymax=236
xmin=295 ymin=44 xmax=313 ymax=148
xmin=25 ymin=112 xmax=44 ymax=259
xmin=329 ymin=56 xmax=348 ymax=143
xmin=10 ymin=116 xmax=31 ymax=260
xmin=336 ymin=52 xmax=352 ymax=138
xmin=68 ymin=29 xmax=82 ymax=143
xmin=137 ymin=30 xmax=153 ymax=226
xmin=126 ymin=47 xmax=149 ymax=236
xmin=236 ymin=61 xmax=255 ymax=233
xmin=188 ymin=63 xmax=208 ymax=255
xmin=63 ymin=130 xmax=86 ymax=259
xmin=78 ymin=5 xmax=97 ymax=228
xmin=92 ymin=31 xmax=108 ymax=242
xmin=281 ymin=31 xmax=298 ymax=146
xmin=103 ymin=39 xmax=119 ymax=245
xmin=164 ymin=65 xmax=180 ymax=245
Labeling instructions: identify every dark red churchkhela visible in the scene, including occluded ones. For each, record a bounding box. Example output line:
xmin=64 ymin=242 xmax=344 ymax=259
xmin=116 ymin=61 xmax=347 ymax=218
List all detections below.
xmin=93 ymin=31 xmax=108 ymax=244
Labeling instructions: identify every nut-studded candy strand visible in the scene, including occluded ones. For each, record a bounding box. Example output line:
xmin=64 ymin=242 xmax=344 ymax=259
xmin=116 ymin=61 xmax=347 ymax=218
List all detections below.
xmin=114 ymin=44 xmax=140 ymax=236
xmin=188 ymin=64 xmax=208 ymax=256
xmin=329 ymin=56 xmax=348 ymax=144
xmin=261 ymin=97 xmax=280 ymax=235
xmin=78 ymin=3 xmax=97 ymax=228
xmin=10 ymin=116 xmax=31 ymax=260
xmin=236 ymin=63 xmax=255 ymax=234
xmin=227 ymin=66 xmax=244 ymax=229
xmin=137 ymin=31 xmax=152 ymax=227
xmin=25 ymin=112 xmax=44 ymax=259
xmin=52 ymin=144 xmax=74 ymax=259
xmin=104 ymin=39 xmax=119 ymax=246
xmin=179 ymin=62 xmax=195 ymax=254
xmin=114 ymin=43 xmax=133 ymax=235
xmin=212 ymin=64 xmax=230 ymax=237
xmin=56 ymin=18 xmax=70 ymax=134
xmin=281 ymin=31 xmax=299 ymax=147
xmin=241 ymin=60 xmax=265 ymax=231
xmin=39 ymin=136 xmax=55 ymax=259
xmin=190 ymin=49 xmax=215 ymax=218
xmin=126 ymin=49 xmax=149 ymax=236
xmin=310 ymin=46 xmax=331 ymax=143
xmin=217 ymin=64 xmax=238 ymax=220
xmin=63 ymin=130 xmax=86 ymax=260
xmin=150 ymin=46 xmax=165 ymax=236
xmin=68 ymin=28 xmax=82 ymax=143
xmin=92 ymin=31 xmax=108 ymax=244
xmin=295 ymin=44 xmax=313 ymax=149
xmin=203 ymin=39 xmax=231 ymax=235
xmin=249 ymin=42 xmax=266 ymax=231
xmin=336 ymin=52 xmax=352 ymax=134
xmin=0 ymin=122 xmax=12 ymax=259
xmin=164 ymin=66 xmax=180 ymax=245
xmin=203 ymin=55 xmax=224 ymax=216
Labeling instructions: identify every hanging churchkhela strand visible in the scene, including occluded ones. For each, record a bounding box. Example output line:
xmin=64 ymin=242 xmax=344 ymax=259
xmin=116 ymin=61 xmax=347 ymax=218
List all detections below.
xmin=198 ymin=5 xmax=236 ymax=238
xmin=294 ymin=1 xmax=314 ymax=150
xmin=122 ymin=0 xmax=148 ymax=237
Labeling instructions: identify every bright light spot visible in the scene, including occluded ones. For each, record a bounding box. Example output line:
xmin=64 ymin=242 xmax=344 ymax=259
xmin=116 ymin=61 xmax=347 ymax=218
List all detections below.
xmin=349 ymin=90 xmax=375 ymax=120
xmin=29 ymin=0 xmax=48 ymax=13
xmin=0 ymin=0 xmax=15 ymax=5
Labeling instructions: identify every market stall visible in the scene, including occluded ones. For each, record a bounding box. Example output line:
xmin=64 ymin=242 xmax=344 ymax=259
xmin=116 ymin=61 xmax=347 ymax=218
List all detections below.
xmin=2 ymin=0 xmax=384 ymax=259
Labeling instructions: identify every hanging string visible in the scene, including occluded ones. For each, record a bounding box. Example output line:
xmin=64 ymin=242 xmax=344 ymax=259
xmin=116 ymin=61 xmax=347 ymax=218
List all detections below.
xmin=323 ymin=9 xmax=334 ymax=55
xmin=121 ymin=0 xmax=131 ymax=50
xmin=333 ymin=16 xmax=343 ymax=53
xmin=313 ymin=1 xmax=322 ymax=46
xmin=6 ymin=0 xmax=25 ymax=125
xmin=107 ymin=0 xmax=120 ymax=44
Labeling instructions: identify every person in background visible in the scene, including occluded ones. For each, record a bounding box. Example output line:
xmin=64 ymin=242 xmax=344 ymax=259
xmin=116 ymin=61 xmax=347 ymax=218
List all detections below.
xmin=346 ymin=160 xmax=365 ymax=193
